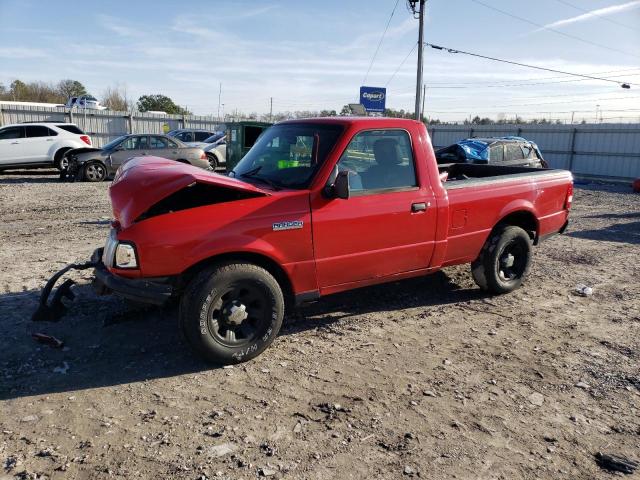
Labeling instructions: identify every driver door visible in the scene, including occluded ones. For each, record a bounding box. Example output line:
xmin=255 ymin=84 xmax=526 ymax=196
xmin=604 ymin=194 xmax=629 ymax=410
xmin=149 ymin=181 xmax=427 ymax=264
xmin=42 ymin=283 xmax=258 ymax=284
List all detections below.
xmin=311 ymin=129 xmax=437 ymax=289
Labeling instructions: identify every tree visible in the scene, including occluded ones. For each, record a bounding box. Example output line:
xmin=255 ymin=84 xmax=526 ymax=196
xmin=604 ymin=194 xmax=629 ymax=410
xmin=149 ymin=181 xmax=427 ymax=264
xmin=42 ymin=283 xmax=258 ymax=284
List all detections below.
xmin=102 ymin=84 xmax=130 ymax=111
xmin=137 ymin=94 xmax=189 ymax=114
xmin=340 ymin=104 xmax=351 ymax=116
xmin=9 ymin=80 xmax=27 ymax=100
xmin=57 ymin=79 xmax=87 ymax=99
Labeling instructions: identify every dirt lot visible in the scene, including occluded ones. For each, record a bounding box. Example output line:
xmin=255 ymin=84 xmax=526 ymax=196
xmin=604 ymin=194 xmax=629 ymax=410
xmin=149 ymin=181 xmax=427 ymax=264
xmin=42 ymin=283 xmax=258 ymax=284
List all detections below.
xmin=0 ymin=171 xmax=638 ymax=480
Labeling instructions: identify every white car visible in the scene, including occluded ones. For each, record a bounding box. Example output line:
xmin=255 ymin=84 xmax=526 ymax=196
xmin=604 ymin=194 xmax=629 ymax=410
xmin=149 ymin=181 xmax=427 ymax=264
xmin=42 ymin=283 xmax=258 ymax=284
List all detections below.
xmin=185 ymin=132 xmax=227 ymax=169
xmin=0 ymin=122 xmax=93 ymax=170
xmin=65 ymin=95 xmax=106 ymax=110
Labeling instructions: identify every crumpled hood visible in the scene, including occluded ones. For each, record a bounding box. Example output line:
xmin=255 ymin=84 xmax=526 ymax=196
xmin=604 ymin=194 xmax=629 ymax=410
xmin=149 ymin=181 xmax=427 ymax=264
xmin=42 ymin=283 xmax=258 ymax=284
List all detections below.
xmin=109 ymin=156 xmax=269 ymax=228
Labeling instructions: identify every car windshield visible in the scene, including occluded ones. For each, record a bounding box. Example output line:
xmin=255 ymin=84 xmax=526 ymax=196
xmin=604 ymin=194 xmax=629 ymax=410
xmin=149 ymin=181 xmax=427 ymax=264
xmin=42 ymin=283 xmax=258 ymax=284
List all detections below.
xmin=102 ymin=135 xmax=127 ymax=150
xmin=231 ymin=124 xmax=343 ymax=190
xmin=204 ymin=133 xmax=224 ymax=143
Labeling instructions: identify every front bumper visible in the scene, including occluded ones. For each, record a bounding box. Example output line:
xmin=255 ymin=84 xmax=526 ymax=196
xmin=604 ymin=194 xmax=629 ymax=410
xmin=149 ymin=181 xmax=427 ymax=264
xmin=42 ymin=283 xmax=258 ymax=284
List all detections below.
xmin=32 ymin=249 xmax=173 ymax=323
xmin=91 ymin=248 xmax=172 ymax=305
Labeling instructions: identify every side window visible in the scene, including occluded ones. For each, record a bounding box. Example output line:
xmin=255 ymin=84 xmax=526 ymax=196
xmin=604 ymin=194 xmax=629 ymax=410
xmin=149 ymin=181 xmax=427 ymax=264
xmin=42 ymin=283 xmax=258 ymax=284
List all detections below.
xmin=489 ymin=144 xmax=504 ymax=163
xmin=505 ymin=144 xmax=524 ymax=161
xmin=195 ymin=132 xmax=210 ymax=142
xmin=25 ymin=125 xmax=54 ymax=138
xmin=149 ymin=136 xmax=168 ymax=149
xmin=0 ymin=127 xmax=24 ymax=140
xmin=121 ymin=137 xmax=144 ymax=150
xmin=180 ymin=132 xmax=194 ymax=142
xmin=522 ymin=144 xmax=538 ymax=159
xmin=337 ymin=130 xmax=416 ymax=193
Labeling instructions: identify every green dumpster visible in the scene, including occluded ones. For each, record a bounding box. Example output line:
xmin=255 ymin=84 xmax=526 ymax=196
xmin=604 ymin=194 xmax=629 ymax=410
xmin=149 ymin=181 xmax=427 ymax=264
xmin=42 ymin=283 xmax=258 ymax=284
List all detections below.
xmin=225 ymin=121 xmax=272 ymax=171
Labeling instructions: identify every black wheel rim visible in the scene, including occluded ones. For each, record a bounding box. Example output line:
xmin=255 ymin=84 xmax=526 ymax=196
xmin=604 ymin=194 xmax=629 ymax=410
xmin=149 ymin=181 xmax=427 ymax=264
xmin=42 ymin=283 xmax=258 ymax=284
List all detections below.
xmin=206 ymin=281 xmax=270 ymax=347
xmin=496 ymin=239 xmax=528 ymax=282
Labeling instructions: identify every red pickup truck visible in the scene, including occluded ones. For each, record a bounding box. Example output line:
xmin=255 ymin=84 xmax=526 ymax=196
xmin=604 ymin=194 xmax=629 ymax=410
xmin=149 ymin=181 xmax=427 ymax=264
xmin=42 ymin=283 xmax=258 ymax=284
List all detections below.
xmin=36 ymin=118 xmax=573 ymax=364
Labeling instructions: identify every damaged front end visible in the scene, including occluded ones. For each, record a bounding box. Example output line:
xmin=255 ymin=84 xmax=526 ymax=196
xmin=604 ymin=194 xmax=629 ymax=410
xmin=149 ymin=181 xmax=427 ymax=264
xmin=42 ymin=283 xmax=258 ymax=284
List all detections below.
xmin=31 ymin=257 xmax=98 ymax=323
xmin=34 ymin=156 xmax=270 ymax=324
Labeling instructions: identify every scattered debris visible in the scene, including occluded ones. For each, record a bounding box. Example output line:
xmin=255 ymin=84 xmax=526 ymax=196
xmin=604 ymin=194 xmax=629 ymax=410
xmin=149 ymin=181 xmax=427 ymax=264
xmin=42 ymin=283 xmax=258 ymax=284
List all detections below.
xmin=31 ymin=333 xmax=64 ymax=349
xmin=53 ymin=361 xmax=70 ymax=374
xmin=209 ymin=443 xmax=236 ymax=458
xmin=259 ymin=466 xmax=277 ymax=476
xmin=575 ymin=381 xmax=591 ymax=389
xmin=574 ymin=284 xmax=593 ymax=297
xmin=595 ymin=452 xmax=638 ymax=474
xmin=403 ymin=465 xmax=416 ymax=476
xmin=528 ymin=392 xmax=544 ymax=406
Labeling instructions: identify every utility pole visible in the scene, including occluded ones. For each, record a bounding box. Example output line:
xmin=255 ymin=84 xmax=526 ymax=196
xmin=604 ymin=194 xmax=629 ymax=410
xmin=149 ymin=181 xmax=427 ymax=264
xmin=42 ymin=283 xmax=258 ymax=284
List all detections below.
xmin=269 ymin=97 xmax=273 ymax=123
xmin=421 ymin=84 xmax=426 ymax=122
xmin=217 ymin=83 xmax=222 ymax=123
xmin=410 ymin=0 xmax=426 ymax=121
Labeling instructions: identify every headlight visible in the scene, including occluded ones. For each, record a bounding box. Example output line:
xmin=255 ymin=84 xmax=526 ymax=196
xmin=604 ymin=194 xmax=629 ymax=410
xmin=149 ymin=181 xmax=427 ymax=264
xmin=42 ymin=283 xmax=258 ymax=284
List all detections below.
xmin=115 ymin=243 xmax=138 ymax=268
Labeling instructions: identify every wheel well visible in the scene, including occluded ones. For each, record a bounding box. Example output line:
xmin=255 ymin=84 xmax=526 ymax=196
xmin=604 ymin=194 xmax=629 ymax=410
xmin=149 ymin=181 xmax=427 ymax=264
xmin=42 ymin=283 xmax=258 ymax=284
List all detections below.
xmin=496 ymin=211 xmax=539 ymax=243
xmin=54 ymin=147 xmax=72 ymax=162
xmin=178 ymin=252 xmax=294 ymax=307
xmin=176 ymin=159 xmax=190 ymax=164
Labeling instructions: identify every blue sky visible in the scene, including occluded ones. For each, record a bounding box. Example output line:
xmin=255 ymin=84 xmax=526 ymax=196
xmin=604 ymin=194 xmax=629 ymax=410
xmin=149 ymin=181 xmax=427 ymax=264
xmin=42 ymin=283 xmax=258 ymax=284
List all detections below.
xmin=1 ymin=0 xmax=639 ymax=122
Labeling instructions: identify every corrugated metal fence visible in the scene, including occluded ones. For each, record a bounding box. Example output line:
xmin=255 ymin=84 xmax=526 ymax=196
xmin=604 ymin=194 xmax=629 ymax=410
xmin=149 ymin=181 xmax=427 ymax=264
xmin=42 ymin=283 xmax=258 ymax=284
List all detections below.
xmin=428 ymin=123 xmax=640 ymax=181
xmin=1 ymin=104 xmax=639 ymax=180
xmin=0 ymin=104 xmax=220 ymax=148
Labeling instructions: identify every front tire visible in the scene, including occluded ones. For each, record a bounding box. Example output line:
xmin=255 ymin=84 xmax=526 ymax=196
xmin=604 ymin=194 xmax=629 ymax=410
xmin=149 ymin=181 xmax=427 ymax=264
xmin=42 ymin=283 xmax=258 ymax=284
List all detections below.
xmin=471 ymin=225 xmax=532 ymax=294
xmin=206 ymin=153 xmax=218 ymax=170
xmin=83 ymin=161 xmax=107 ymax=182
xmin=54 ymin=149 xmax=71 ymax=171
xmin=179 ymin=263 xmax=285 ymax=364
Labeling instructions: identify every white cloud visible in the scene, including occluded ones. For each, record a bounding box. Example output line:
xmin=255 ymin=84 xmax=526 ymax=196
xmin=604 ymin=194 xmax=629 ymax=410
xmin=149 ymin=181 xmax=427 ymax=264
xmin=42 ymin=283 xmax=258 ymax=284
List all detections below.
xmin=535 ymin=0 xmax=640 ymax=31
xmin=0 ymin=47 xmax=47 ymax=59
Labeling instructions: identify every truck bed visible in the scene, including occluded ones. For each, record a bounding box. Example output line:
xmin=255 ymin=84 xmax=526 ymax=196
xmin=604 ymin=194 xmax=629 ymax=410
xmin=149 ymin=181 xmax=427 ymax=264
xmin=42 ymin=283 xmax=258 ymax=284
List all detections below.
xmin=437 ymin=163 xmax=572 ymax=266
xmin=438 ymin=163 xmax=563 ymax=189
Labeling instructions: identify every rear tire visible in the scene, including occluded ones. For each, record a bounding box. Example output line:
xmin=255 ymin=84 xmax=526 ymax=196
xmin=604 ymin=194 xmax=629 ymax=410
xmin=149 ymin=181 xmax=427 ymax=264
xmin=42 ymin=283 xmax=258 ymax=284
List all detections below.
xmin=83 ymin=161 xmax=107 ymax=182
xmin=179 ymin=262 xmax=284 ymax=364
xmin=471 ymin=225 xmax=532 ymax=294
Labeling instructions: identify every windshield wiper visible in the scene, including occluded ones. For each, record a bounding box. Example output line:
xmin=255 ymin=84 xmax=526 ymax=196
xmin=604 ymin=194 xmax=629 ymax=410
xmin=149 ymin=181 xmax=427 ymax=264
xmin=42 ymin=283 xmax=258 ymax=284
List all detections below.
xmin=239 ymin=167 xmax=281 ymax=191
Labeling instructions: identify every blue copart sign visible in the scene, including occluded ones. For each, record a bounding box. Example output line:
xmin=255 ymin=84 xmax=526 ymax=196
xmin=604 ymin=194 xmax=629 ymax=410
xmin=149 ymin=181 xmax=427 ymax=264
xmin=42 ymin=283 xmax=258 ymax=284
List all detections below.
xmin=359 ymin=86 xmax=386 ymax=113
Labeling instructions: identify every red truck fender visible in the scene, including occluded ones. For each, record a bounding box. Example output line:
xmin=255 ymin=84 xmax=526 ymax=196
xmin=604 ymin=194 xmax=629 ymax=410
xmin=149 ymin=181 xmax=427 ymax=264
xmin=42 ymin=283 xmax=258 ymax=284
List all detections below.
xmin=494 ymin=200 xmax=540 ymax=241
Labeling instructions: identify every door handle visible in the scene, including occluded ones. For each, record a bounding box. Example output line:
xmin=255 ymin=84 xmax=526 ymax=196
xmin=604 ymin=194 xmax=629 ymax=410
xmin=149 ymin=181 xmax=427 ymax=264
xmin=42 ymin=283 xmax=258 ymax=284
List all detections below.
xmin=411 ymin=202 xmax=428 ymax=212
xmin=11 ymin=141 xmax=20 ymax=144
xmin=46 ymin=138 xmax=53 ymax=142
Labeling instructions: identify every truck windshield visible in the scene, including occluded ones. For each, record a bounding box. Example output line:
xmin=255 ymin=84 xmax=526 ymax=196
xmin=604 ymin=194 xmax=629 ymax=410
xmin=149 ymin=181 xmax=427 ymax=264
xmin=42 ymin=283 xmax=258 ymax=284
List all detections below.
xmin=231 ymin=124 xmax=343 ymax=190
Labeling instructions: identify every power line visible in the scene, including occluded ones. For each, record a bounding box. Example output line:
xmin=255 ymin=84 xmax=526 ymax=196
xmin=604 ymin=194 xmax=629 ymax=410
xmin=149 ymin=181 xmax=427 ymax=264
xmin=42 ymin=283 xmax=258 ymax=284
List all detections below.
xmin=468 ymin=0 xmax=640 ymax=60
xmin=362 ymin=0 xmax=401 ymax=85
xmin=552 ymin=0 xmax=640 ymax=33
xmin=419 ymin=68 xmax=640 ymax=86
xmin=424 ymin=42 xmax=637 ymax=87
xmin=385 ymin=42 xmax=418 ymax=86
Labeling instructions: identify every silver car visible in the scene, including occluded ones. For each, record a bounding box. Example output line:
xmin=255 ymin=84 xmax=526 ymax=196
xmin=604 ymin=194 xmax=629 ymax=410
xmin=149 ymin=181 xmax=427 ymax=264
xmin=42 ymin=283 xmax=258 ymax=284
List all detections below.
xmin=64 ymin=134 xmax=209 ymax=182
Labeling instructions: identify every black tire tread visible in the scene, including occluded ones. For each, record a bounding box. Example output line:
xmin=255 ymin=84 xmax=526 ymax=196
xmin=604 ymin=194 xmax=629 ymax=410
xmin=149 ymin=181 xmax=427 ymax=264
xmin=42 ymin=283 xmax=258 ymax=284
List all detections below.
xmin=471 ymin=225 xmax=531 ymax=294
xmin=179 ymin=262 xmax=284 ymax=364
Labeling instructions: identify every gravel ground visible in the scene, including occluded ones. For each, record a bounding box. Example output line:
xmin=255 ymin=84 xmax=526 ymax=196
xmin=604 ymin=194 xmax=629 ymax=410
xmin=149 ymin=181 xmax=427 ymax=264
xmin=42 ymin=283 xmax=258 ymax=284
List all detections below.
xmin=0 ymin=170 xmax=638 ymax=480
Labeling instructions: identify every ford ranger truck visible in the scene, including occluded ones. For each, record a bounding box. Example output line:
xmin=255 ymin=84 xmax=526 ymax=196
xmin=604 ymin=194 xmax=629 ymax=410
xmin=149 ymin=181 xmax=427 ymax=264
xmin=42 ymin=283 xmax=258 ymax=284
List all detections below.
xmin=35 ymin=118 xmax=573 ymax=364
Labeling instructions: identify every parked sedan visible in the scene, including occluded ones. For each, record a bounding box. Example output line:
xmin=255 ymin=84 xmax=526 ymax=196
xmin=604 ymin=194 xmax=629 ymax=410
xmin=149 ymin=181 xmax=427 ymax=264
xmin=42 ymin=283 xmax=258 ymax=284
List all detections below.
xmin=185 ymin=132 xmax=226 ymax=169
xmin=435 ymin=136 xmax=548 ymax=168
xmin=64 ymin=134 xmax=209 ymax=182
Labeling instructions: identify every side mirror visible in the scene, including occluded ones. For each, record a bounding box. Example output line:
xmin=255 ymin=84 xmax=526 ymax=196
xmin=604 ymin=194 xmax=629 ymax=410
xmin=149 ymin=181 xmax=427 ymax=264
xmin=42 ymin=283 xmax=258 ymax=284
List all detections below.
xmin=325 ymin=166 xmax=350 ymax=199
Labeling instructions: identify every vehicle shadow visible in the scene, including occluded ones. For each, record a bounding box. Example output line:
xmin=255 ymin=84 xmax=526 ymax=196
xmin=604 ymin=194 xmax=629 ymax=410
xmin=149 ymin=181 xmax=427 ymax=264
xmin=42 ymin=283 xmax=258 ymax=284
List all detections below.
xmin=0 ymin=270 xmax=480 ymax=400
xmin=567 ymin=220 xmax=640 ymax=245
